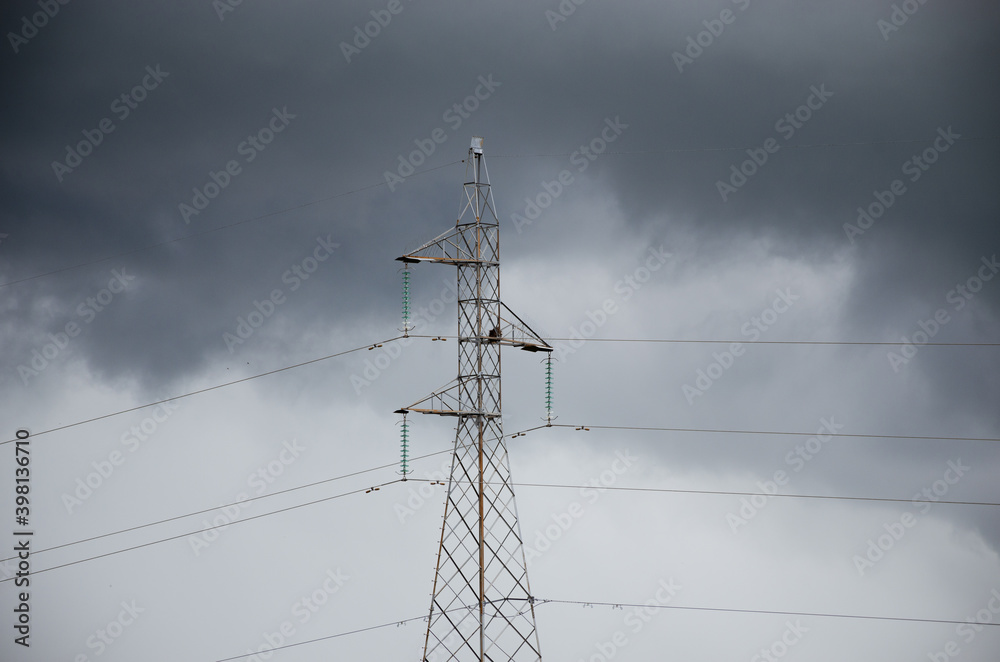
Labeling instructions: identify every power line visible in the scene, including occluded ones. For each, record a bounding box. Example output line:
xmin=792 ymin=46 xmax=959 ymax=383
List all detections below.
xmin=409 ymin=334 xmax=998 ymax=347
xmin=0 ymin=160 xmax=463 ymax=290
xmin=1 ymin=337 xmax=402 ymax=446
xmin=405 ymin=478 xmax=1000 ymax=508
xmin=212 ymin=591 xmax=1000 ymax=661
xmin=508 ymin=423 xmax=1000 ymax=444
xmin=535 ymin=597 xmax=1000 ymax=628
xmin=0 ymin=479 xmax=406 ymax=583
xmin=8 ymin=348 xmax=993 ymax=450
xmin=213 ymin=606 xmax=478 ymax=662
xmin=13 ymin=446 xmax=991 ymax=579
xmin=488 ymin=135 xmax=1000 ymax=158
xmin=546 ymin=337 xmax=999 ymax=347
xmin=0 ymin=449 xmax=451 ymax=565
xmin=7 ymin=333 xmax=993 ymax=448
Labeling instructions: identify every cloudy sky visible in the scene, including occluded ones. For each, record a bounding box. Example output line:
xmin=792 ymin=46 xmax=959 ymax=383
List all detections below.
xmin=2 ymin=0 xmax=999 ymax=660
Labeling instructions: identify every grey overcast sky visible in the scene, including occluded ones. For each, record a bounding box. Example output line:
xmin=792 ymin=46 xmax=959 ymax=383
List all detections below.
xmin=2 ymin=1 xmax=999 ymax=660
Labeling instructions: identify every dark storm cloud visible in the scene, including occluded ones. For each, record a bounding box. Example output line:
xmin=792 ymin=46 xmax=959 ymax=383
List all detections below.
xmin=0 ymin=0 xmax=994 ymax=382
xmin=1 ymin=0 xmax=996 ymax=416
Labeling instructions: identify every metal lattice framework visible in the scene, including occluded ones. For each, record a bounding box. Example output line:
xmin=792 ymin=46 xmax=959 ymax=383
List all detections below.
xmin=397 ymin=137 xmax=551 ymax=661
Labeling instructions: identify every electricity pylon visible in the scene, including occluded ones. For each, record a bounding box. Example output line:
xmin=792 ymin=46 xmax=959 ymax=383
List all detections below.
xmin=396 ymin=137 xmax=551 ymax=661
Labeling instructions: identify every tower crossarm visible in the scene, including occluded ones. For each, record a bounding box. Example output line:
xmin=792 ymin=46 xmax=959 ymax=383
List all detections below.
xmin=395 ymin=380 xmax=501 ymax=419
xmin=494 ymin=302 xmax=553 ymax=353
xmin=396 ymin=223 xmax=499 ymax=267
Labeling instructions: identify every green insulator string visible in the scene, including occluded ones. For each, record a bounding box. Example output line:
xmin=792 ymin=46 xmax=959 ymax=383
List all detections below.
xmin=400 ymin=415 xmax=411 ymax=478
xmin=544 ymin=354 xmax=554 ymax=425
xmin=401 ymin=268 xmax=411 ymax=336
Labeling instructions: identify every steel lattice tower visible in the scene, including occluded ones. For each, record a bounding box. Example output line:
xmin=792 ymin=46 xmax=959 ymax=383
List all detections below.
xmin=397 ymin=137 xmax=551 ymax=661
